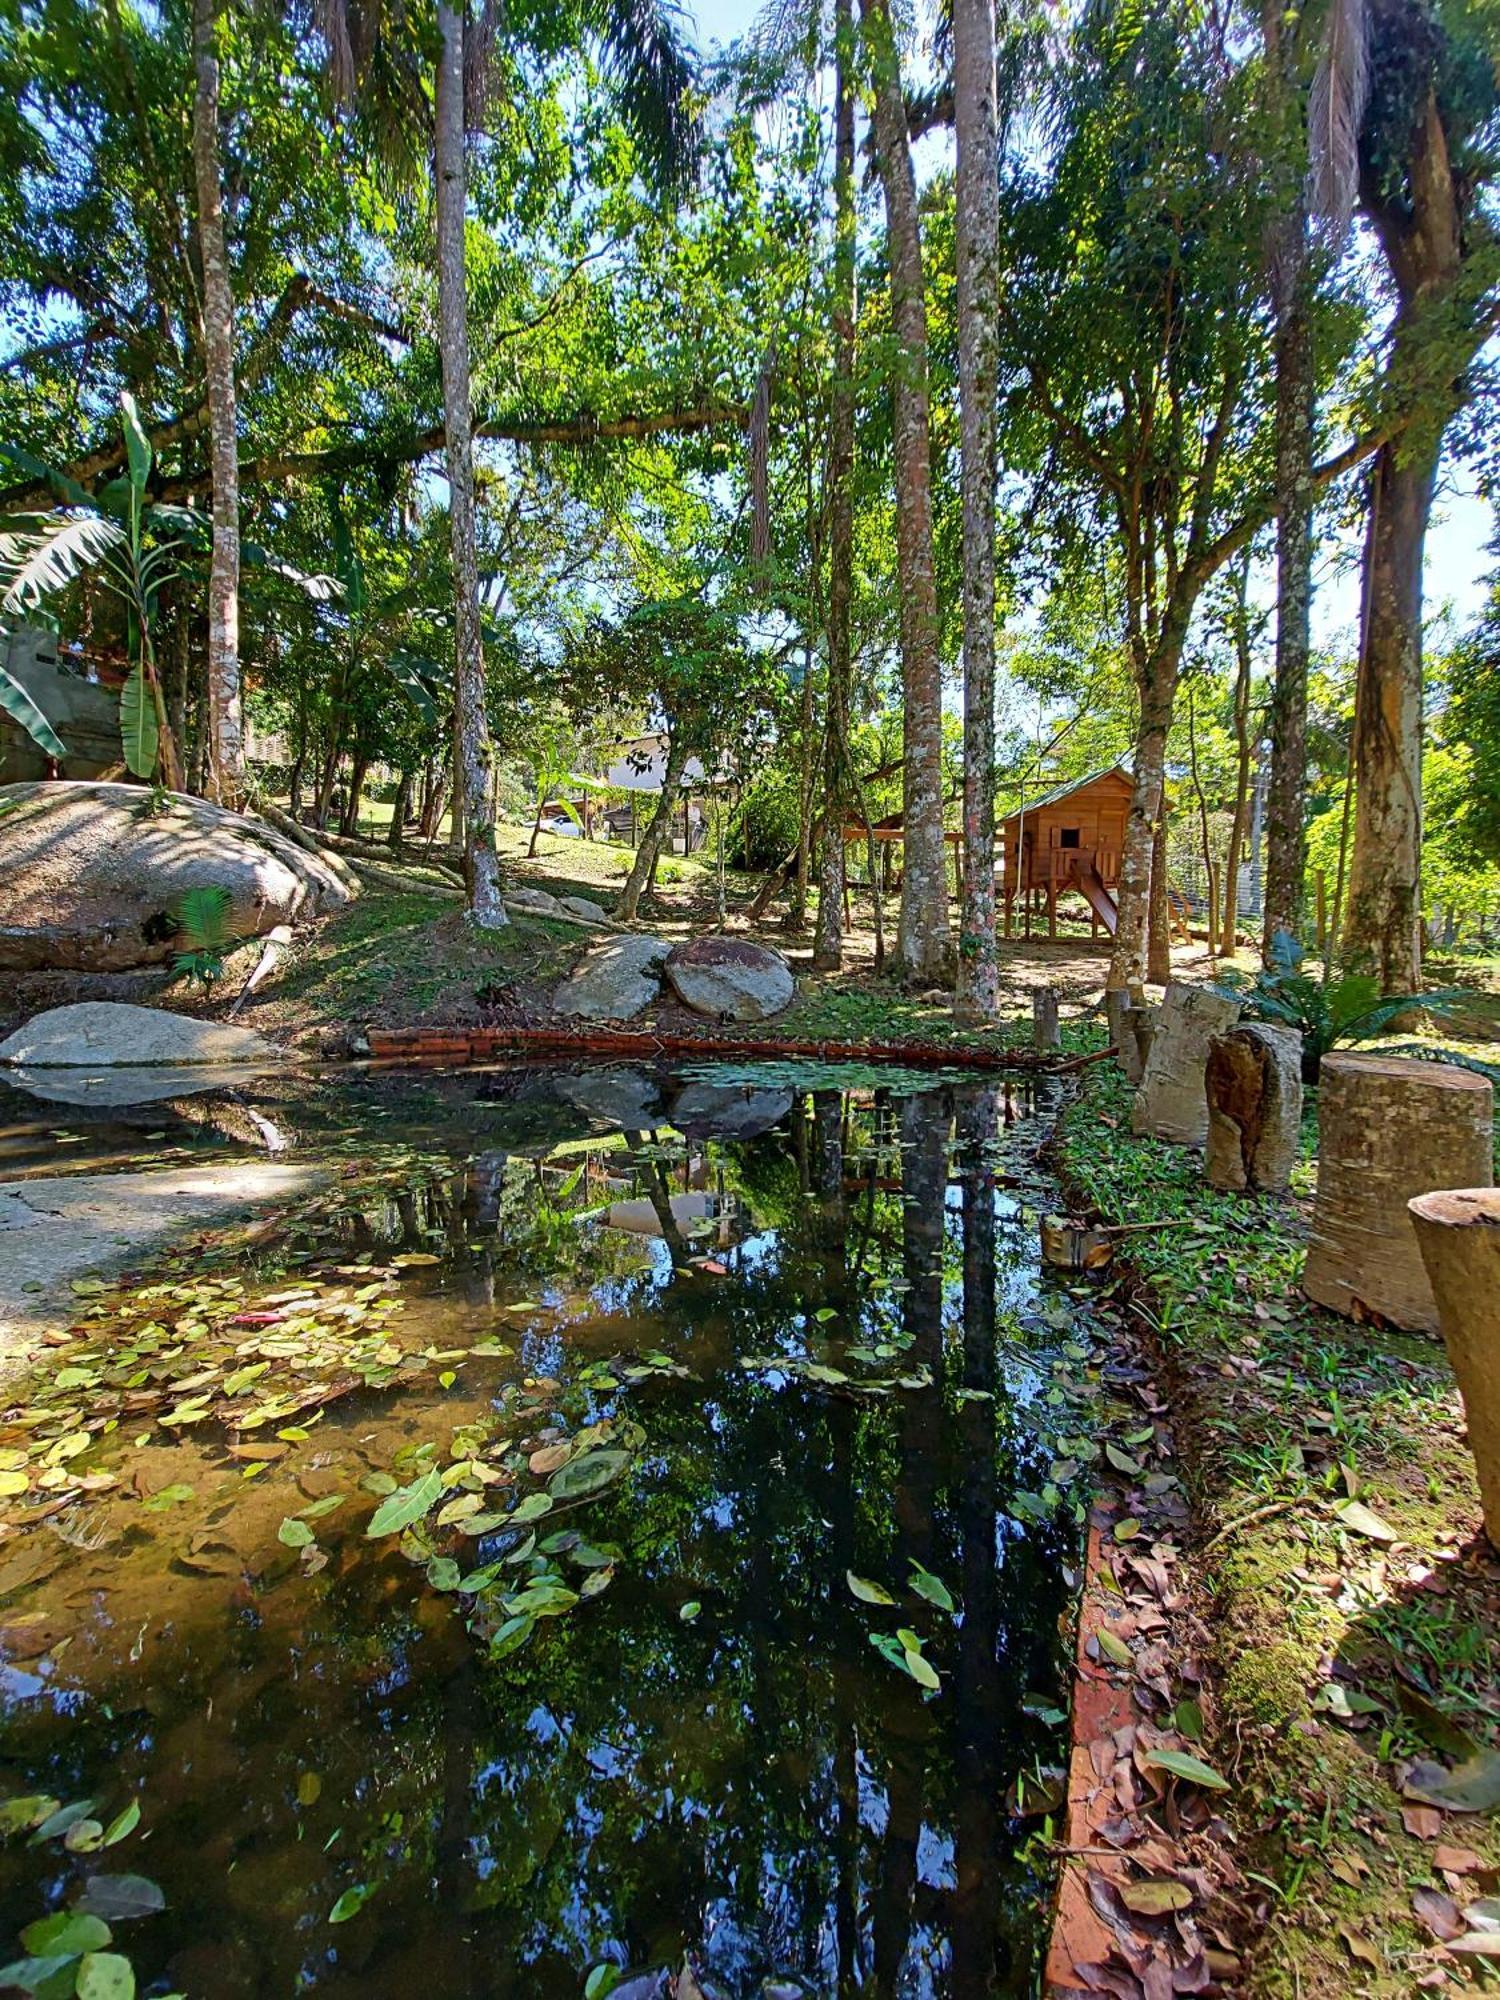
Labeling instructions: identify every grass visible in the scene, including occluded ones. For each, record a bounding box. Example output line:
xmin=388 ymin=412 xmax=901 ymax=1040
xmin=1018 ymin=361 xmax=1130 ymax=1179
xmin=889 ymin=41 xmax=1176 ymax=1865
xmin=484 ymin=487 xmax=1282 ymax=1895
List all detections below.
xmin=1057 ymin=1066 xmax=1500 ymax=1997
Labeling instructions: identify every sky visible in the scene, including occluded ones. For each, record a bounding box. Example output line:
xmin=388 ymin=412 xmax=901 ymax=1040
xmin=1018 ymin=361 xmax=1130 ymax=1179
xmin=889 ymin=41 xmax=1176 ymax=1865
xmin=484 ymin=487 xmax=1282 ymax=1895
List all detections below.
xmin=681 ymin=0 xmax=1496 ymax=665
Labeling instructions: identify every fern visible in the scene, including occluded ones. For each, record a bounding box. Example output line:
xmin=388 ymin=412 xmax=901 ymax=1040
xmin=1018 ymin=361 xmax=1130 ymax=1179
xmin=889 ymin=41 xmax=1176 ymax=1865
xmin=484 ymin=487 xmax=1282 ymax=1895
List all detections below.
xmin=172 ymin=885 xmax=235 ymax=952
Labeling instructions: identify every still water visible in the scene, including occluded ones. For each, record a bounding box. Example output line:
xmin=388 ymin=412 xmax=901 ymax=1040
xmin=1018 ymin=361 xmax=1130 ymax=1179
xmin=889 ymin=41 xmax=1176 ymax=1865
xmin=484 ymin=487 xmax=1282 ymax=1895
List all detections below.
xmin=0 ymin=1063 xmax=1082 ymax=1998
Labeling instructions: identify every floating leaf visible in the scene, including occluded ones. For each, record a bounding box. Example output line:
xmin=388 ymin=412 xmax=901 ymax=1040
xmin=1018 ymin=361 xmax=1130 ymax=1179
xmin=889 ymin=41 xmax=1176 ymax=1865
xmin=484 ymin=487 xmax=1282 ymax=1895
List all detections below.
xmin=508 ymin=1493 xmax=554 ymax=1525
xmin=679 ymin=1601 xmax=701 ymax=1623
xmin=907 ymin=1561 xmax=955 ymax=1614
xmin=426 ymin=1558 xmax=460 ymax=1592
xmin=76 ymin=1875 xmax=165 ymax=1920
xmin=19 ymin=1913 xmax=111 ymax=1957
xmin=76 ymin=1954 xmax=134 ymax=2000
xmin=585 ymin=1969 xmax=621 ymax=2000
xmin=846 ymin=1572 xmax=896 ymax=1607
xmin=329 ymin=1883 xmax=377 ymax=1924
xmin=365 ymin=1468 xmax=442 ymax=1538
xmin=489 ymin=1613 xmax=535 ymax=1660
xmin=277 ymin=1518 xmax=314 ymax=1549
xmin=901 ymin=1648 xmax=940 ymax=1692
xmin=297 ymin=1494 xmax=344 ymax=1522
xmin=1142 ymin=1748 xmax=1230 ymax=1792
xmin=548 ymin=1450 xmax=628 ymax=1501
xmin=296 ymin=1773 xmax=322 ymax=1808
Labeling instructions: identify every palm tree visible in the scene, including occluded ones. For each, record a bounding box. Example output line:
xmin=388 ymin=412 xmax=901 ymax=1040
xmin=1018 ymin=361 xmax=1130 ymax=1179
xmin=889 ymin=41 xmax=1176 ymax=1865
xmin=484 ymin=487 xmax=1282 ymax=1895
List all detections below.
xmin=952 ymin=0 xmax=1000 ymax=1019
xmin=315 ymin=0 xmax=697 ymax=927
xmin=190 ymin=0 xmax=246 ymax=807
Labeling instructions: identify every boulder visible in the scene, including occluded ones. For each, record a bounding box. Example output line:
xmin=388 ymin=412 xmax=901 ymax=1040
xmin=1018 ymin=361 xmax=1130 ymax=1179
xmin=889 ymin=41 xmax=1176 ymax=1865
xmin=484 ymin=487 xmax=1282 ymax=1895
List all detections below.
xmin=508 ymin=886 xmax=563 ymax=915
xmin=663 ymin=938 xmax=795 ymax=1022
xmin=1204 ymin=1022 xmax=1302 ymax=1193
xmin=1130 ymin=982 xmax=1240 ymax=1146
xmin=0 ymin=1003 xmax=282 ymax=1070
xmin=0 ymin=781 xmax=353 ymax=972
xmin=558 ymin=894 xmax=610 ymax=924
xmin=557 ymin=1066 xmax=664 ymax=1130
xmin=553 ymin=936 xmax=669 ymax=1021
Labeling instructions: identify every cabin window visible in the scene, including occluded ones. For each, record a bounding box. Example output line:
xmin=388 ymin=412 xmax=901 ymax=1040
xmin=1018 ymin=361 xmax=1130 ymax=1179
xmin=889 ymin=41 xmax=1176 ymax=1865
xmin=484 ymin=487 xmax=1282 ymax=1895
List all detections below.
xmin=1059 ymin=826 xmax=1081 ymax=849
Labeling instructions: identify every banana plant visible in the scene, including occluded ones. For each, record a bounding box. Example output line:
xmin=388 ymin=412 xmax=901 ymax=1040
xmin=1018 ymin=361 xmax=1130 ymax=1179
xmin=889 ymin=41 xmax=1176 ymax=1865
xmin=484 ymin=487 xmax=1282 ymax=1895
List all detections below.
xmin=0 ymin=393 xmax=184 ymax=783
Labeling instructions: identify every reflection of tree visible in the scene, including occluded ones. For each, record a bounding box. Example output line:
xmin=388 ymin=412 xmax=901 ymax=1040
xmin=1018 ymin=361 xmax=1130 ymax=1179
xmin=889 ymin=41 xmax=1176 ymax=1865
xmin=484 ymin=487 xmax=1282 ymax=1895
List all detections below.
xmin=0 ymin=1080 xmax=1076 ymax=2000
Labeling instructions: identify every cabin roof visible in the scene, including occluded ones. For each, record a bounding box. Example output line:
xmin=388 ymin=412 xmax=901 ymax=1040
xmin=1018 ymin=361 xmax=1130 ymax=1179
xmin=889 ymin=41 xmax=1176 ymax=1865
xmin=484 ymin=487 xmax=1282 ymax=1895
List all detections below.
xmin=998 ymin=764 xmax=1132 ymax=828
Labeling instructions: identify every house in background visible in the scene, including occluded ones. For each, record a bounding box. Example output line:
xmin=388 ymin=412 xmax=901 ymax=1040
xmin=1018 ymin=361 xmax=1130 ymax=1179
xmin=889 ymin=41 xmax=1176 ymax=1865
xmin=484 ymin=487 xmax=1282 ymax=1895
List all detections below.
xmin=596 ymin=731 xmax=736 ymax=853
xmin=998 ymin=765 xmax=1134 ymax=938
xmin=0 ymin=627 xmax=123 ymax=785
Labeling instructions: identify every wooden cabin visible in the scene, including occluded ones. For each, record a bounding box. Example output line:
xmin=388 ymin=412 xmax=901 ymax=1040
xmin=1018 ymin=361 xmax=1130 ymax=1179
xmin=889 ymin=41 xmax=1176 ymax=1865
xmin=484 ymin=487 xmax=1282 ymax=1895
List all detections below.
xmin=998 ymin=765 xmax=1134 ymax=938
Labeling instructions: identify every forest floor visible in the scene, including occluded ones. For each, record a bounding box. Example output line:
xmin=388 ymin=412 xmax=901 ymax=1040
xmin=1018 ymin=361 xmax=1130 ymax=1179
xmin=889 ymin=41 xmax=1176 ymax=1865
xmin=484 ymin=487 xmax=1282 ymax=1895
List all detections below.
xmin=1057 ymin=1065 xmax=1500 ymax=2000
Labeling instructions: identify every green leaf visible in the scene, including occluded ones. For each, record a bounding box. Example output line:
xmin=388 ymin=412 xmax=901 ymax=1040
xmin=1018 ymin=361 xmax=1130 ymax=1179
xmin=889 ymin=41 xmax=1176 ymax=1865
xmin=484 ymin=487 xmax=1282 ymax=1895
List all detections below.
xmin=0 ymin=1956 xmax=77 ymax=2000
xmin=679 ymin=1600 xmax=701 ymax=1623
xmin=425 ymin=1557 xmax=460 ymax=1591
xmin=119 ymin=664 xmax=158 ymax=780
xmin=585 ymin=1967 xmax=620 ymax=1999
xmin=1096 ymin=1628 xmax=1133 ymax=1668
xmin=507 ymin=1492 xmax=554 ymax=1525
xmin=907 ymin=1561 xmax=955 ymax=1614
xmin=489 ymin=1613 xmax=535 ymax=1659
xmin=77 ymin=1953 xmax=134 ymax=2000
xmin=547 ymin=1450 xmax=628 ymax=1500
xmin=901 ymin=1648 xmax=941 ymax=1691
xmin=365 ymin=1468 xmax=442 ymax=1538
xmin=118 ymin=392 xmax=152 ymax=493
xmin=328 ymin=1883 xmax=377 ymax=1924
xmin=0 ymin=664 xmax=67 ymax=758
xmin=846 ymin=1571 xmax=896 ymax=1606
xmin=1142 ymin=1747 xmax=1230 ymax=1791
xmin=278 ymin=1518 xmax=315 ymax=1549
xmin=19 ymin=1913 xmax=111 ymax=1957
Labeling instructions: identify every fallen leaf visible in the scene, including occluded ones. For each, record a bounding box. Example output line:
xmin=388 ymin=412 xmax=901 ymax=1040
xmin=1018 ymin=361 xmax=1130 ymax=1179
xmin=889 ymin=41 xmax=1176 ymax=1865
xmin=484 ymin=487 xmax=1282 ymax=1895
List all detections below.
xmin=1334 ymin=1499 xmax=1398 ymax=1543
xmin=1118 ymin=1877 xmax=1193 ymax=1916
xmin=1412 ymin=1888 xmax=1466 ymax=1942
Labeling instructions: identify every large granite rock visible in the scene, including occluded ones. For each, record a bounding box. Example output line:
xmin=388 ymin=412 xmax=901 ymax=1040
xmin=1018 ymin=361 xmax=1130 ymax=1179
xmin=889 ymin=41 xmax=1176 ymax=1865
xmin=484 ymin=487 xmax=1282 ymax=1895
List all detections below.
xmin=553 ymin=936 xmax=669 ymax=1021
xmin=558 ymin=894 xmax=610 ymax=924
xmin=0 ymin=1002 xmax=281 ymax=1069
xmin=663 ymin=938 xmax=795 ymax=1022
xmin=0 ymin=781 xmax=353 ymax=971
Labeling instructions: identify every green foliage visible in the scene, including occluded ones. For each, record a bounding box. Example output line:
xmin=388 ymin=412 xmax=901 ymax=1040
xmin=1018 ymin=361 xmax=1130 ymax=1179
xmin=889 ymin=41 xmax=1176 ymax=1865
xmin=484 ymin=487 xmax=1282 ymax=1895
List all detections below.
xmin=169 ymin=885 xmax=236 ymax=994
xmin=1215 ymin=931 xmax=1470 ymax=1074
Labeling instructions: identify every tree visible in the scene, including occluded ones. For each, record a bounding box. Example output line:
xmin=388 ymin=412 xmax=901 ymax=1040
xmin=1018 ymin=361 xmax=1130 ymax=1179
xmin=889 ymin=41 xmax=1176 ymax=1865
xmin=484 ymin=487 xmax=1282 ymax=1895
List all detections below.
xmin=952 ymin=0 xmax=1001 ymax=1017
xmin=190 ymin=0 xmax=246 ymax=806
xmin=1340 ymin=0 xmax=1500 ymax=989
xmin=860 ymin=0 xmax=952 ymax=985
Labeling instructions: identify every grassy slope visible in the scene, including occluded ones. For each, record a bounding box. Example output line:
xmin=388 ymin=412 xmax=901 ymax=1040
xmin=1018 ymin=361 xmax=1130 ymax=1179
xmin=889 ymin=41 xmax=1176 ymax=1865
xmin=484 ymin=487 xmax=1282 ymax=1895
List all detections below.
xmin=1058 ymin=1064 xmax=1500 ymax=1998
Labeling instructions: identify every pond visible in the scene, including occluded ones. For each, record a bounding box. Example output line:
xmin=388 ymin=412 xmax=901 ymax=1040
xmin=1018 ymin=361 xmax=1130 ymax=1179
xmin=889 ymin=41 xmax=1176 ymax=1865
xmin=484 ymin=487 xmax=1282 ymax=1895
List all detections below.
xmin=0 ymin=1062 xmax=1088 ymax=1999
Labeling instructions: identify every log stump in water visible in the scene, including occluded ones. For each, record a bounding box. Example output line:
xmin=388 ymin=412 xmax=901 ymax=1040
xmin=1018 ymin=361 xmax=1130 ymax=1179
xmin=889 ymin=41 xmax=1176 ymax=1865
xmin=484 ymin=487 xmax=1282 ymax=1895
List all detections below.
xmin=1033 ymin=987 xmax=1061 ymax=1053
xmin=1304 ymin=1056 xmax=1493 ymax=1333
xmin=1409 ymin=1189 xmax=1500 ymax=1548
xmin=1204 ymin=1023 xmax=1303 ymax=1194
xmin=1130 ymin=982 xmax=1241 ymax=1147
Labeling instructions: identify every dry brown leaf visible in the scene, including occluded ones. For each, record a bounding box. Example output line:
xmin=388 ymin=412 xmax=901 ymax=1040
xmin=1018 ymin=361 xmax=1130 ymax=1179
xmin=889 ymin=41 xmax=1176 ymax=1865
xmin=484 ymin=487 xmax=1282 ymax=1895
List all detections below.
xmin=1412 ymin=1888 xmax=1466 ymax=1942
xmin=1404 ymin=1806 xmax=1445 ymax=1840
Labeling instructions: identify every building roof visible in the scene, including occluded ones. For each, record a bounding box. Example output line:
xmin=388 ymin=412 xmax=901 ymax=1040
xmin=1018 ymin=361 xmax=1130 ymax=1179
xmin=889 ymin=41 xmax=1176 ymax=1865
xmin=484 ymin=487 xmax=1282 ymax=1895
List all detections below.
xmin=998 ymin=764 xmax=1133 ymax=827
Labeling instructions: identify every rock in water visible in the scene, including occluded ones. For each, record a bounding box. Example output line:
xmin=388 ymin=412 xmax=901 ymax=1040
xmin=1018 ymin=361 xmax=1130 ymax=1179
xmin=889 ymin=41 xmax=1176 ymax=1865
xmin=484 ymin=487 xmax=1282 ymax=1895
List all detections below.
xmin=0 ymin=781 xmax=353 ymax=971
xmin=557 ymin=1066 xmax=664 ymax=1129
xmin=0 ymin=1002 xmax=282 ymax=1068
xmin=1304 ymin=1054 xmax=1493 ymax=1332
xmin=1130 ymin=981 xmax=1240 ymax=1146
xmin=663 ymin=938 xmax=795 ymax=1022
xmin=667 ymin=1082 xmax=794 ymax=1139
xmin=1204 ymin=1023 xmax=1302 ymax=1193
xmin=553 ymin=936 xmax=669 ymax=1021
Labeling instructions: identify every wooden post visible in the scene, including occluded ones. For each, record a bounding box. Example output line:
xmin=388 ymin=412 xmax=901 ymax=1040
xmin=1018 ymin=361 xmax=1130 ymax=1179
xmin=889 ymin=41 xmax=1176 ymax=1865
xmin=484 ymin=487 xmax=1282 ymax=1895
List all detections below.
xmin=1033 ymin=986 xmax=1061 ymax=1052
xmin=1305 ymin=1056 xmax=1493 ymax=1332
xmin=1409 ymin=1189 xmax=1500 ymax=1549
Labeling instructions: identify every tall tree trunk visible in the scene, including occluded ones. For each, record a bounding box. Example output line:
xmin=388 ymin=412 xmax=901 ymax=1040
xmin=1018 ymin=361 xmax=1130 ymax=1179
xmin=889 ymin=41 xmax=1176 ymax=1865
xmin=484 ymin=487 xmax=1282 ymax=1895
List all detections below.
xmin=340 ymin=751 xmax=369 ymax=837
xmin=389 ymin=767 xmax=413 ymax=849
xmin=1261 ymin=219 xmax=1314 ymax=956
xmin=861 ymin=0 xmax=951 ymax=986
xmin=1344 ymin=89 xmax=1465 ymax=991
xmin=1109 ymin=644 xmax=1182 ymax=990
xmin=791 ymin=638 xmax=816 ymax=929
xmin=190 ymin=0 xmax=245 ymax=807
xmin=952 ymin=0 xmax=1000 ymax=1019
xmin=434 ymin=0 xmax=507 ymax=928
xmin=1220 ymin=557 xmax=1255 ymax=957
xmin=814 ymin=0 xmax=857 ymax=975
xmin=1147 ymin=795 xmax=1171 ymax=984
xmin=619 ymin=732 xmax=690 ymax=922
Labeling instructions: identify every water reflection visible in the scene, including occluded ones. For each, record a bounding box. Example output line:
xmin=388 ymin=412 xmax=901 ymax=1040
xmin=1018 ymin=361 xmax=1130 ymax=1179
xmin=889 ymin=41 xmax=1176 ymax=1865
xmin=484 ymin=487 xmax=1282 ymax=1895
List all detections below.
xmin=0 ymin=1066 xmax=1075 ymax=1998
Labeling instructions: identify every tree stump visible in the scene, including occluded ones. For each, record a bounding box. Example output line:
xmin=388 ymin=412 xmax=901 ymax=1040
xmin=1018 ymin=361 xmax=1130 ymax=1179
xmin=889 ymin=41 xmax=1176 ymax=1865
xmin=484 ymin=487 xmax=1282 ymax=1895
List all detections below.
xmin=1409 ymin=1189 xmax=1500 ymax=1548
xmin=1033 ymin=987 xmax=1061 ymax=1052
xmin=1303 ymin=1056 xmax=1493 ymax=1332
xmin=1130 ymin=982 xmax=1241 ymax=1146
xmin=1204 ymin=1023 xmax=1303 ymax=1193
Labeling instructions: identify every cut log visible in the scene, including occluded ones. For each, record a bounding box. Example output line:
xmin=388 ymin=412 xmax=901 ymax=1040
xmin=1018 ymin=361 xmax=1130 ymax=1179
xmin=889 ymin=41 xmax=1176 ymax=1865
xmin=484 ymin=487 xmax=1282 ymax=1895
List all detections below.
xmin=1204 ymin=1022 xmax=1302 ymax=1194
xmin=1033 ymin=986 xmax=1061 ymax=1052
xmin=1409 ymin=1188 xmax=1500 ymax=1548
xmin=1304 ymin=1056 xmax=1493 ymax=1333
xmin=1130 ymin=982 xmax=1241 ymax=1146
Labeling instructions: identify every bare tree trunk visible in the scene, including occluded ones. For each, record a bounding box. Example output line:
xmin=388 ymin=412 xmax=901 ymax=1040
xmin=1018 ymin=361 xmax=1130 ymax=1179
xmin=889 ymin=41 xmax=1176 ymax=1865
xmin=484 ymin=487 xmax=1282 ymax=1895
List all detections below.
xmin=340 ymin=751 xmax=369 ymax=837
xmin=952 ymin=0 xmax=1000 ymax=1020
xmin=190 ymin=0 xmax=245 ymax=807
xmin=388 ymin=767 xmax=413 ymax=849
xmin=618 ymin=732 xmax=690 ymax=922
xmin=1187 ymin=688 xmax=1218 ymax=957
xmin=861 ymin=0 xmax=951 ymax=986
xmin=434 ymin=0 xmax=507 ymax=928
xmin=814 ymin=0 xmax=857 ymax=975
xmin=1109 ymin=645 xmax=1181 ymax=990
xmin=792 ymin=638 xmax=816 ymax=929
xmin=1147 ymin=796 xmax=1171 ymax=984
xmin=1220 ymin=557 xmax=1255 ymax=956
